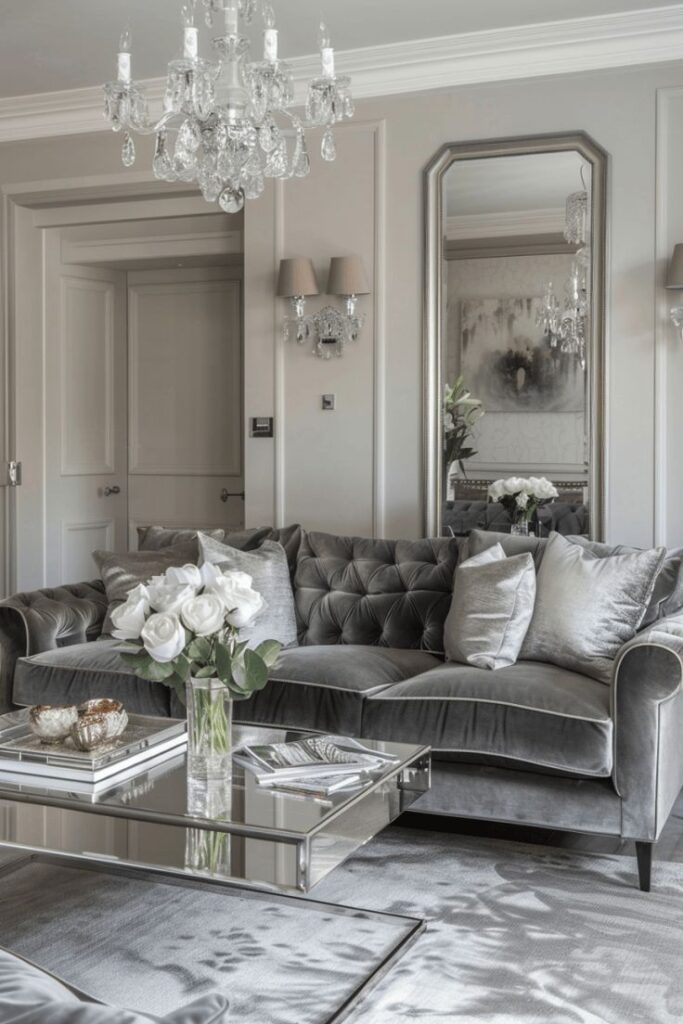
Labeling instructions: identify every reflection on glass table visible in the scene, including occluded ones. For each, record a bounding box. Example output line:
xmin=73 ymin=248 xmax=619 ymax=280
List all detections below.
xmin=0 ymin=719 xmax=430 ymax=893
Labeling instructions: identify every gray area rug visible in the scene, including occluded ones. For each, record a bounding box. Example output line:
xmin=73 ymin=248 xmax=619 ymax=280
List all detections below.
xmin=2 ymin=828 xmax=682 ymax=1023
xmin=0 ymin=858 xmax=415 ymax=1024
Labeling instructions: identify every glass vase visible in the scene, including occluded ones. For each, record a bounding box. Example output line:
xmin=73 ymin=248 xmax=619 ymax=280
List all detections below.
xmin=510 ymin=521 xmax=530 ymax=537
xmin=186 ymin=677 xmax=233 ymax=782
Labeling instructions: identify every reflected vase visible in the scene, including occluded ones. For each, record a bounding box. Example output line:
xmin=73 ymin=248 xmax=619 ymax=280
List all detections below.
xmin=186 ymin=677 xmax=233 ymax=782
xmin=510 ymin=521 xmax=530 ymax=537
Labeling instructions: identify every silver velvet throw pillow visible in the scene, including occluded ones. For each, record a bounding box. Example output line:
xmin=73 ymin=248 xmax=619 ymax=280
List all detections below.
xmin=198 ymin=535 xmax=298 ymax=648
xmin=521 ymin=531 xmax=666 ymax=683
xmin=445 ymin=544 xmax=536 ymax=670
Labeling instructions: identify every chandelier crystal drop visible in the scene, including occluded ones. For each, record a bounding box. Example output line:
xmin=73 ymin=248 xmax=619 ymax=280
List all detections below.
xmin=103 ymin=0 xmax=354 ymax=211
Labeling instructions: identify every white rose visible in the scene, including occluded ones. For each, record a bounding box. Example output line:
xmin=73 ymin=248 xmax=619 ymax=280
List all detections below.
xmin=141 ymin=612 xmax=186 ymax=663
xmin=503 ymin=477 xmax=530 ymax=496
xmin=488 ymin=480 xmax=505 ymax=501
xmin=516 ymin=492 xmax=530 ymax=510
xmin=147 ymin=582 xmax=196 ymax=615
xmin=529 ymin=476 xmax=559 ymax=500
xmin=205 ymin=570 xmax=265 ymax=628
xmin=181 ymin=593 xmax=226 ymax=637
xmin=165 ymin=564 xmax=202 ymax=588
xmin=110 ymin=586 xmax=149 ymax=641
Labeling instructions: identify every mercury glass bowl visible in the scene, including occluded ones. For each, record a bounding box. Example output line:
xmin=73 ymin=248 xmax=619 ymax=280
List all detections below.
xmin=70 ymin=699 xmax=129 ymax=752
xmin=28 ymin=704 xmax=79 ymax=744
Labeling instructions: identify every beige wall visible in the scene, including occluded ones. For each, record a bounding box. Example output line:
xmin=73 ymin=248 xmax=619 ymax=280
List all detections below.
xmin=3 ymin=60 xmax=683 ymax=574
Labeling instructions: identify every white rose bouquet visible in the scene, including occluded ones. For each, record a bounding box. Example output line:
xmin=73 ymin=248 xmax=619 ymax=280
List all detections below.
xmin=488 ymin=476 xmax=559 ymax=526
xmin=111 ymin=563 xmax=282 ymax=704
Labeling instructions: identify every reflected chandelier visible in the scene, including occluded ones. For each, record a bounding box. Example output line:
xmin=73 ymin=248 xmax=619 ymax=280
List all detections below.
xmin=537 ymin=185 xmax=590 ymax=371
xmin=103 ymin=0 xmax=354 ymax=213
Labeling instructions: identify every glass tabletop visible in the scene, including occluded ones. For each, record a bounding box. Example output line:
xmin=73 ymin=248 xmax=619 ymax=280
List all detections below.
xmin=0 ymin=719 xmax=430 ymax=891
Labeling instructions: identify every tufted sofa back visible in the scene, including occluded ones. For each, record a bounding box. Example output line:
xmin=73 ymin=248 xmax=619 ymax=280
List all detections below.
xmin=294 ymin=531 xmax=462 ymax=652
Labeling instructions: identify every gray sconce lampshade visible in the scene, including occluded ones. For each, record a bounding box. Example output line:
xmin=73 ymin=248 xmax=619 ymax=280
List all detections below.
xmin=327 ymin=256 xmax=370 ymax=296
xmin=277 ymin=257 xmax=320 ymax=297
xmin=666 ymin=244 xmax=683 ymax=288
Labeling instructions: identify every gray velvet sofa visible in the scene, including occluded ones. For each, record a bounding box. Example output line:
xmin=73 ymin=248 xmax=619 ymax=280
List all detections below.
xmin=2 ymin=527 xmax=683 ymax=892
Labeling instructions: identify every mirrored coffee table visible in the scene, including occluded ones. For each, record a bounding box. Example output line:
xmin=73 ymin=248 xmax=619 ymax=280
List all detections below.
xmin=0 ymin=717 xmax=430 ymax=893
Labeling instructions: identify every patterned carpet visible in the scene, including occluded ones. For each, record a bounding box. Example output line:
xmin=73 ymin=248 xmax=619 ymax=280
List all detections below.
xmin=2 ymin=827 xmax=682 ymax=1023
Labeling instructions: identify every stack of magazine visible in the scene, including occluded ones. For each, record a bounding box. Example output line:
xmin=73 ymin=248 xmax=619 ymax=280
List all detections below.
xmin=234 ymin=735 xmax=399 ymax=798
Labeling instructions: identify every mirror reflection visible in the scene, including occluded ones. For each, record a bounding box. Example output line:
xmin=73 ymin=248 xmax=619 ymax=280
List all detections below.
xmin=440 ymin=149 xmax=593 ymax=539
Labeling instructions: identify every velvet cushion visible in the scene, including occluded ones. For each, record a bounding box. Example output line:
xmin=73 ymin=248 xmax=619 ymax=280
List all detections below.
xmin=137 ymin=526 xmax=225 ymax=552
xmin=362 ymin=661 xmax=613 ymax=776
xmin=0 ymin=946 xmax=229 ymax=1023
xmin=521 ymin=532 xmax=666 ymax=683
xmin=13 ymin=639 xmax=173 ymax=715
xmin=466 ymin=529 xmax=683 ymax=626
xmin=234 ymin=644 xmax=442 ymax=735
xmin=198 ymin=536 xmax=298 ymax=648
xmin=93 ymin=542 xmax=199 ymax=636
xmin=294 ymin=531 xmax=462 ymax=653
xmin=444 ymin=544 xmax=536 ymax=669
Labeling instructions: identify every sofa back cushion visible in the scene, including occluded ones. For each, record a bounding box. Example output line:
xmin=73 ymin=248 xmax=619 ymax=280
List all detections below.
xmin=466 ymin=529 xmax=683 ymax=626
xmin=294 ymin=531 xmax=462 ymax=653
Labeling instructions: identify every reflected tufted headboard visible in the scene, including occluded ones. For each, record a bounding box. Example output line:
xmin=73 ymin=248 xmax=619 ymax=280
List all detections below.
xmin=294 ymin=531 xmax=462 ymax=652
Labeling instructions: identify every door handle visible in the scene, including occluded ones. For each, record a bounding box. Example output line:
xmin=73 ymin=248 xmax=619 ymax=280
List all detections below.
xmin=220 ymin=489 xmax=245 ymax=503
xmin=103 ymin=485 xmax=121 ymax=497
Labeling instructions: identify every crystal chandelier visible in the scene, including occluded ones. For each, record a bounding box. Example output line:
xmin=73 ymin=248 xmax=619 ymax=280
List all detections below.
xmin=537 ymin=182 xmax=590 ymax=370
xmin=103 ymin=0 xmax=354 ymax=213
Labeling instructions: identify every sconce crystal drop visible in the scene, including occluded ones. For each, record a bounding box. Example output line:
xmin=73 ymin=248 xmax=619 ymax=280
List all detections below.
xmin=103 ymin=1 xmax=354 ymax=209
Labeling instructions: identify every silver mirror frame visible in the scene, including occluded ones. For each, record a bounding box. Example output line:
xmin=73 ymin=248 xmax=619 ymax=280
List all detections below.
xmin=423 ymin=132 xmax=607 ymax=540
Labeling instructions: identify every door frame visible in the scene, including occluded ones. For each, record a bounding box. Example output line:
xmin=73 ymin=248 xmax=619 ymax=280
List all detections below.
xmin=2 ymin=171 xmax=243 ymax=592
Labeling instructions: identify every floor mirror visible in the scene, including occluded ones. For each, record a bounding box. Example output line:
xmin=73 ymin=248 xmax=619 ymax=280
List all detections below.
xmin=423 ymin=132 xmax=607 ymax=540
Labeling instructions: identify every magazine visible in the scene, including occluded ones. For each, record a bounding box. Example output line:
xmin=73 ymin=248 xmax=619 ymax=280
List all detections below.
xmin=233 ymin=734 xmax=399 ymax=795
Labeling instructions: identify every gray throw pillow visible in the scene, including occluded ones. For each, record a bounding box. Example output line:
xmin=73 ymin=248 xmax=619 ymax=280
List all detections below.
xmin=198 ymin=535 xmax=298 ymax=648
xmin=466 ymin=529 xmax=683 ymax=627
xmin=137 ymin=526 xmax=225 ymax=552
xmin=0 ymin=946 xmax=229 ymax=1023
xmin=521 ymin=531 xmax=666 ymax=682
xmin=445 ymin=543 xmax=536 ymax=670
xmin=93 ymin=541 xmax=199 ymax=635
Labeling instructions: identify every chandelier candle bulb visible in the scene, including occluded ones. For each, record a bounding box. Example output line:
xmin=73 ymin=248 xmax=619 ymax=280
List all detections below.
xmin=224 ymin=1 xmax=239 ymax=35
xmin=117 ymin=28 xmax=131 ymax=84
xmin=264 ymin=28 xmax=278 ymax=61
xmin=183 ymin=27 xmax=198 ymax=60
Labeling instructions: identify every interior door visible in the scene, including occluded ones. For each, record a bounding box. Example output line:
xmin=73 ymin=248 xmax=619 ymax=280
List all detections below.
xmin=44 ymin=231 xmax=128 ymax=585
xmin=126 ymin=267 xmax=244 ymax=547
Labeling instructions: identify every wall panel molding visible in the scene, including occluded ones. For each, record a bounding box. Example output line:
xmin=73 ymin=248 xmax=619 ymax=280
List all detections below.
xmin=3 ymin=8 xmax=683 ymax=142
xmin=59 ymin=275 xmax=115 ymax=476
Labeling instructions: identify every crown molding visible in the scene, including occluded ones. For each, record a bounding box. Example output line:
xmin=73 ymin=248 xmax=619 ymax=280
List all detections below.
xmin=1 ymin=5 xmax=683 ymax=143
xmin=446 ymin=208 xmax=566 ymax=240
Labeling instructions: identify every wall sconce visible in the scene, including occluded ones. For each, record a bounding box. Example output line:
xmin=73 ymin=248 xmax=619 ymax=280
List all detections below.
xmin=277 ymin=257 xmax=320 ymax=343
xmin=278 ymin=254 xmax=370 ymax=359
xmin=666 ymin=244 xmax=683 ymax=337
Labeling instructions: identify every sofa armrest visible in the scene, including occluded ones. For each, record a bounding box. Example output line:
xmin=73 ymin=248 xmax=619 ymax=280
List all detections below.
xmin=612 ymin=614 xmax=683 ymax=841
xmin=0 ymin=581 xmax=107 ymax=713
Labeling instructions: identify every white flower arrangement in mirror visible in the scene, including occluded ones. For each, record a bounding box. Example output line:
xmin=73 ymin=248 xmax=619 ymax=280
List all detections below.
xmin=488 ymin=476 xmax=559 ymax=534
xmin=102 ymin=0 xmax=354 ymax=213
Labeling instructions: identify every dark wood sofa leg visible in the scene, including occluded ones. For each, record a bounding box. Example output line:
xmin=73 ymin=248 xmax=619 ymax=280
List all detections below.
xmin=635 ymin=841 xmax=653 ymax=892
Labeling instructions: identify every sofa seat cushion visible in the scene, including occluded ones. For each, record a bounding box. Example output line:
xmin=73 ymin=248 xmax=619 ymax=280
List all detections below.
xmin=362 ymin=661 xmax=613 ymax=777
xmin=13 ymin=639 xmax=172 ymax=716
xmin=234 ymin=645 xmax=443 ymax=735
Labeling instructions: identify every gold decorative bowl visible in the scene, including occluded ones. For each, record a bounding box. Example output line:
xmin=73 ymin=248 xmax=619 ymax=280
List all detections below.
xmin=28 ymin=704 xmax=79 ymax=744
xmin=70 ymin=699 xmax=129 ymax=752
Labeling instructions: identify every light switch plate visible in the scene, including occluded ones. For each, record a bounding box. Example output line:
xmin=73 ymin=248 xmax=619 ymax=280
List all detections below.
xmin=250 ymin=417 xmax=274 ymax=437
xmin=322 ymin=394 xmax=336 ymax=411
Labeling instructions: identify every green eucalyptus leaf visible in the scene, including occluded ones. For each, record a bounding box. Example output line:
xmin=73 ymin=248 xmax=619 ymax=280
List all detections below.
xmin=215 ymin=643 xmax=234 ymax=686
xmin=254 ymin=639 xmax=283 ymax=668
xmin=243 ymin=650 xmax=269 ymax=692
xmin=173 ymin=654 xmax=192 ymax=682
xmin=187 ymin=637 xmax=212 ymax=662
xmin=193 ymin=665 xmax=217 ymax=679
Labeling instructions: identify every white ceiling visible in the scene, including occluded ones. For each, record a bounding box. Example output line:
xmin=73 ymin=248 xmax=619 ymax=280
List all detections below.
xmin=0 ymin=0 xmax=679 ymax=99
xmin=446 ymin=152 xmax=587 ymax=217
